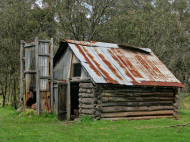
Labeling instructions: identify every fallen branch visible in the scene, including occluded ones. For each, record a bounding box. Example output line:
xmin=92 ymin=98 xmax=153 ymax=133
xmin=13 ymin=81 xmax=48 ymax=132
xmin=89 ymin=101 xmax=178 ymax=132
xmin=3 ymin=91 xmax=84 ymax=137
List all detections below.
xmin=166 ymin=122 xmax=190 ymax=133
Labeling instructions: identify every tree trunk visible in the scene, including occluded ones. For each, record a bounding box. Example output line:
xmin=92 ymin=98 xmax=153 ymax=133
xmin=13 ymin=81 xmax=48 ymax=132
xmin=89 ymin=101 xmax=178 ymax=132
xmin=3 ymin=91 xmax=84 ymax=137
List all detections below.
xmin=2 ymin=93 xmax=5 ymax=107
xmin=2 ymin=77 xmax=7 ymax=107
xmin=13 ymin=78 xmax=17 ymax=109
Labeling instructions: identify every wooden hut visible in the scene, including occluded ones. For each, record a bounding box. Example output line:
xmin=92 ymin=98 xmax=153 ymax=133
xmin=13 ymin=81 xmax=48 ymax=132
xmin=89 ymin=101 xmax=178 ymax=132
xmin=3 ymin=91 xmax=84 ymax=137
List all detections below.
xmin=52 ymin=39 xmax=184 ymax=121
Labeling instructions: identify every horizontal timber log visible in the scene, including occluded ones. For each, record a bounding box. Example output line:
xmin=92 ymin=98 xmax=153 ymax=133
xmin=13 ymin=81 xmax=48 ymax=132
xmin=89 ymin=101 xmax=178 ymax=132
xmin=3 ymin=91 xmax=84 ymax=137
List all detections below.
xmin=100 ymin=101 xmax=173 ymax=107
xmin=101 ymin=96 xmax=174 ymax=102
xmin=79 ymin=98 xmax=97 ymax=104
xmin=100 ymin=110 xmax=174 ymax=118
xmin=101 ymin=115 xmax=172 ymax=121
xmin=79 ymin=88 xmax=93 ymax=93
xmin=79 ymin=93 xmax=95 ymax=98
xmin=79 ymin=104 xmax=96 ymax=109
xmin=100 ymin=92 xmax=173 ymax=97
xmin=80 ymin=109 xmax=96 ymax=114
xmin=101 ymin=106 xmax=174 ymax=113
xmin=79 ymin=83 xmax=93 ymax=89
xmin=102 ymin=87 xmax=173 ymax=93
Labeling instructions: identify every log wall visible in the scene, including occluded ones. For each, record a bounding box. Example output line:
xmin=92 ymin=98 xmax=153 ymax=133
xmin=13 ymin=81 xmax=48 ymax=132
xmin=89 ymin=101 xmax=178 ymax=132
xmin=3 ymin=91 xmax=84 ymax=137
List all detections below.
xmin=78 ymin=83 xmax=101 ymax=119
xmin=78 ymin=84 xmax=179 ymax=121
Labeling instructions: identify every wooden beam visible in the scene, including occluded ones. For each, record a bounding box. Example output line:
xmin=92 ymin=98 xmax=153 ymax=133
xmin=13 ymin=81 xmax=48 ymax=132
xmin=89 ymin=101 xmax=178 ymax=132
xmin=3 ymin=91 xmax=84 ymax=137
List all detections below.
xmin=101 ymin=115 xmax=172 ymax=121
xmin=100 ymin=106 xmax=174 ymax=113
xmin=71 ymin=79 xmax=92 ymax=83
xmin=20 ymin=40 xmax=24 ymax=102
xmin=66 ymin=79 xmax=71 ymax=119
xmin=50 ymin=38 xmax=54 ymax=113
xmin=100 ymin=110 xmax=174 ymax=118
xmin=100 ymin=96 xmax=174 ymax=102
xmin=100 ymin=101 xmax=173 ymax=107
xmin=35 ymin=37 xmax=40 ymax=115
xmin=79 ymin=83 xmax=93 ymax=89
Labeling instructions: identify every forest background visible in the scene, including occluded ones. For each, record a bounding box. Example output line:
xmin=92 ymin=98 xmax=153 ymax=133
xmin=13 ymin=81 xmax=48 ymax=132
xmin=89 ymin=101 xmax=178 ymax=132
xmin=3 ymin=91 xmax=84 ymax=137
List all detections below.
xmin=0 ymin=0 xmax=190 ymax=109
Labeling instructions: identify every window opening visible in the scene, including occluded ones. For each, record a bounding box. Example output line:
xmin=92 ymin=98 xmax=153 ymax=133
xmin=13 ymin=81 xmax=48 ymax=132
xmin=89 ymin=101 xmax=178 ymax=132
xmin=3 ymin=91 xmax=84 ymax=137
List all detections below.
xmin=73 ymin=63 xmax=81 ymax=77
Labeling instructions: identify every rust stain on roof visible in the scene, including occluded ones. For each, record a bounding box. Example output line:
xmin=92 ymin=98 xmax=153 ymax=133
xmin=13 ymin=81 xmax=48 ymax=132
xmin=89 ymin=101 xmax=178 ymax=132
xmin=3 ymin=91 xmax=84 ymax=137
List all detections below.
xmin=75 ymin=45 xmax=102 ymax=77
xmin=140 ymin=53 xmax=168 ymax=81
xmin=130 ymin=50 xmax=162 ymax=81
xmin=107 ymin=49 xmax=138 ymax=83
xmin=81 ymin=46 xmax=119 ymax=84
xmin=94 ymin=48 xmax=123 ymax=81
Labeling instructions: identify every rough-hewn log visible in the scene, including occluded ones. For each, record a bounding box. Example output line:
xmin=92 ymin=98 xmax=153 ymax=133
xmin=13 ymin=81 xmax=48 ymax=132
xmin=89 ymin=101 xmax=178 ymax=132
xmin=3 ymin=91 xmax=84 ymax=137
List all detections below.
xmin=94 ymin=85 xmax=103 ymax=95
xmin=101 ymin=92 xmax=174 ymax=97
xmin=80 ymin=109 xmax=96 ymax=114
xmin=79 ymin=93 xmax=95 ymax=98
xmin=79 ymin=83 xmax=94 ymax=89
xmin=173 ymin=112 xmax=179 ymax=118
xmin=95 ymin=111 xmax=101 ymax=117
xmin=102 ymin=87 xmax=173 ymax=93
xmin=79 ymin=98 xmax=97 ymax=104
xmin=174 ymin=103 xmax=179 ymax=108
xmin=79 ymin=104 xmax=96 ymax=109
xmin=174 ymin=95 xmax=179 ymax=103
xmin=101 ymin=110 xmax=174 ymax=118
xmin=100 ymin=101 xmax=173 ymax=107
xmin=101 ymin=96 xmax=173 ymax=102
xmin=79 ymin=88 xmax=93 ymax=93
xmin=96 ymin=105 xmax=102 ymax=110
xmin=101 ymin=106 xmax=173 ymax=113
xmin=101 ymin=115 xmax=172 ymax=121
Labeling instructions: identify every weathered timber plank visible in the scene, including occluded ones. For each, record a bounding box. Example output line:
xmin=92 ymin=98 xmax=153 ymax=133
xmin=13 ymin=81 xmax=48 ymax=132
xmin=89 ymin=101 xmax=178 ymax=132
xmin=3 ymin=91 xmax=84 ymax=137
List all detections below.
xmin=100 ymin=106 xmax=173 ymax=112
xmin=79 ymin=83 xmax=94 ymax=89
xmin=100 ymin=101 xmax=173 ymax=107
xmin=50 ymin=38 xmax=53 ymax=113
xmin=101 ymin=115 xmax=172 ymax=121
xmin=79 ymin=88 xmax=93 ymax=93
xmin=79 ymin=93 xmax=95 ymax=98
xmin=100 ymin=92 xmax=173 ymax=97
xmin=80 ymin=109 xmax=96 ymax=114
xmin=20 ymin=40 xmax=24 ymax=101
xmin=35 ymin=37 xmax=40 ymax=114
xmin=101 ymin=106 xmax=173 ymax=113
xmin=79 ymin=104 xmax=96 ymax=109
xmin=101 ymin=96 xmax=174 ymax=102
xmin=102 ymin=87 xmax=173 ymax=93
xmin=79 ymin=98 xmax=97 ymax=104
xmin=100 ymin=110 xmax=174 ymax=118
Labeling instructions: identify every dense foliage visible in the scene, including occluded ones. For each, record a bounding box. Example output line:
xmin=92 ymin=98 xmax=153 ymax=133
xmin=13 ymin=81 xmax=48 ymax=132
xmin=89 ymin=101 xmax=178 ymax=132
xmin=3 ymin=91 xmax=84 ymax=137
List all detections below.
xmin=0 ymin=0 xmax=190 ymax=107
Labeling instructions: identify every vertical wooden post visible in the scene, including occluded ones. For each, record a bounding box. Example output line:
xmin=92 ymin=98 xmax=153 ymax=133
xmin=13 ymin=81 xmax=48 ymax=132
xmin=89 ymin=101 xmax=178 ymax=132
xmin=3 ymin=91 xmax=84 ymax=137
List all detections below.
xmin=20 ymin=40 xmax=24 ymax=102
xmin=66 ymin=79 xmax=71 ymax=119
xmin=35 ymin=37 xmax=40 ymax=115
xmin=50 ymin=38 xmax=54 ymax=113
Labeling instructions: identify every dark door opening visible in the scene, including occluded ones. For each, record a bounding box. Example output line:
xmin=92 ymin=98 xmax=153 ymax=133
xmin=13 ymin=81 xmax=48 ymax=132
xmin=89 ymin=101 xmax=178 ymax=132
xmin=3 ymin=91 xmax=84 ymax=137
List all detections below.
xmin=70 ymin=83 xmax=79 ymax=117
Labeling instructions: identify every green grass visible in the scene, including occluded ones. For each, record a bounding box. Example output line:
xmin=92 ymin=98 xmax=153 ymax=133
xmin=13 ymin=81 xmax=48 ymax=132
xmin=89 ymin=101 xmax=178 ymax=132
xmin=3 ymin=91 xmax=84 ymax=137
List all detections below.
xmin=0 ymin=106 xmax=190 ymax=142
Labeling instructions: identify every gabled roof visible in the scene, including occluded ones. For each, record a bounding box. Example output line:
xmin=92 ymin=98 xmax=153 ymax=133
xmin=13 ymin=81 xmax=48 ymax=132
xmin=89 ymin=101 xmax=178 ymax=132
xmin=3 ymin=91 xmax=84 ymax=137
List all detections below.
xmin=54 ymin=39 xmax=184 ymax=87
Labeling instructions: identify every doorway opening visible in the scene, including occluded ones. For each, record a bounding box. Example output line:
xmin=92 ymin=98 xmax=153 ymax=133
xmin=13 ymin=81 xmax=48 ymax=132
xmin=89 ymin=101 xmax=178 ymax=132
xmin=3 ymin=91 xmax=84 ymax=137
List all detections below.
xmin=70 ymin=83 xmax=79 ymax=118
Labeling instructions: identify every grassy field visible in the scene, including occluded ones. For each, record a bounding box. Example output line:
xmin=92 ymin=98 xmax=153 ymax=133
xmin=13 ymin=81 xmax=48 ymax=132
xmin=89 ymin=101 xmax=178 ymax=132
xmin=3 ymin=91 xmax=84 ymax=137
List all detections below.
xmin=0 ymin=106 xmax=190 ymax=142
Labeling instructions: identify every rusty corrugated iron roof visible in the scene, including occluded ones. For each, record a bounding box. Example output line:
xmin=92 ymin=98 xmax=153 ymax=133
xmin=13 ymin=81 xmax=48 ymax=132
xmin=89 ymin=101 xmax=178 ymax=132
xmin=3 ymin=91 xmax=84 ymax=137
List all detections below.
xmin=63 ymin=39 xmax=184 ymax=87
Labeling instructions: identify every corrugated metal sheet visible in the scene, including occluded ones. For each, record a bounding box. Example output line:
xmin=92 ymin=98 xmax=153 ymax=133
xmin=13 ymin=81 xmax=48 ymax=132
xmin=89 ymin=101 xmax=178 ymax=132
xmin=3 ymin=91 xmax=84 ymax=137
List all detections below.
xmin=38 ymin=41 xmax=51 ymax=112
xmin=25 ymin=45 xmax=36 ymax=106
xmin=65 ymin=40 xmax=184 ymax=87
